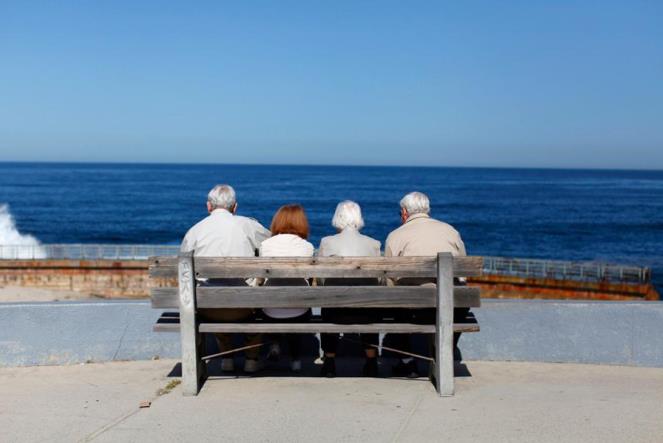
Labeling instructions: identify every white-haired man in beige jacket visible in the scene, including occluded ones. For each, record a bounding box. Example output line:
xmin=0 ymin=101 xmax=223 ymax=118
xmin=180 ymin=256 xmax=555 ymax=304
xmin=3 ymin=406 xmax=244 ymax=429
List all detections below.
xmin=385 ymin=191 xmax=468 ymax=378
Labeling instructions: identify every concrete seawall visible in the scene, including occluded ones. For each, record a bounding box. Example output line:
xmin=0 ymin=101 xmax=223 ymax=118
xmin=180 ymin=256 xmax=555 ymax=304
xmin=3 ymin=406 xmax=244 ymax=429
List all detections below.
xmin=1 ymin=299 xmax=662 ymax=368
xmin=1 ymin=259 xmax=658 ymax=301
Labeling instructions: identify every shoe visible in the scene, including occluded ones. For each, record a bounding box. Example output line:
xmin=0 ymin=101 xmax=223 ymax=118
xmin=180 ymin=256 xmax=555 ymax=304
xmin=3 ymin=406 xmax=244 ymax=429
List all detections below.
xmin=243 ymin=359 xmax=264 ymax=373
xmin=362 ymin=358 xmax=378 ymax=377
xmin=221 ymin=358 xmax=234 ymax=372
xmin=267 ymin=343 xmax=281 ymax=362
xmin=392 ymin=360 xmax=419 ymax=378
xmin=290 ymin=360 xmax=302 ymax=372
xmin=320 ymin=358 xmax=336 ymax=377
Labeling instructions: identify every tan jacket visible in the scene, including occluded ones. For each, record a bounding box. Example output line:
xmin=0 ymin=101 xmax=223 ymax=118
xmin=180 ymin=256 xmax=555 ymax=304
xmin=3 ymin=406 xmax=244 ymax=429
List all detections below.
xmin=384 ymin=213 xmax=466 ymax=258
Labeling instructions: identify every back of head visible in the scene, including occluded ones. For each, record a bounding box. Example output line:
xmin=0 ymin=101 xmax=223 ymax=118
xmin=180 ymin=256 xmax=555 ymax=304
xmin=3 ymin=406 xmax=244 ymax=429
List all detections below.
xmin=270 ymin=204 xmax=309 ymax=239
xmin=400 ymin=191 xmax=430 ymax=216
xmin=331 ymin=200 xmax=365 ymax=231
xmin=207 ymin=184 xmax=236 ymax=211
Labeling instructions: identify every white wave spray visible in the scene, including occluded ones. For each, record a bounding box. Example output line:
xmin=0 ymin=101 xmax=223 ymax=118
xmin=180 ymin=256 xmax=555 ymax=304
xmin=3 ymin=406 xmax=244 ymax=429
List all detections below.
xmin=0 ymin=204 xmax=47 ymax=259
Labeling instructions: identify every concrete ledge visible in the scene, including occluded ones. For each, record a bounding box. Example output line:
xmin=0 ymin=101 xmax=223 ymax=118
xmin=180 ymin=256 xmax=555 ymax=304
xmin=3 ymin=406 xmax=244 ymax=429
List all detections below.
xmin=461 ymin=299 xmax=663 ymax=367
xmin=0 ymin=300 xmax=180 ymax=367
xmin=1 ymin=299 xmax=662 ymax=367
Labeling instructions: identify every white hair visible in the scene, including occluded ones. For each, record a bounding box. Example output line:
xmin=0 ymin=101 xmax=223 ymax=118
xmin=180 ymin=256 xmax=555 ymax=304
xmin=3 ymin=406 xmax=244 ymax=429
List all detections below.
xmin=331 ymin=200 xmax=365 ymax=231
xmin=207 ymin=184 xmax=236 ymax=210
xmin=400 ymin=191 xmax=430 ymax=216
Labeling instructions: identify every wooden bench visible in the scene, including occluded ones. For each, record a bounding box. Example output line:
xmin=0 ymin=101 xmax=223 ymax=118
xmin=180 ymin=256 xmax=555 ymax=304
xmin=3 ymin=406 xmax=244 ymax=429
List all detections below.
xmin=149 ymin=253 xmax=482 ymax=397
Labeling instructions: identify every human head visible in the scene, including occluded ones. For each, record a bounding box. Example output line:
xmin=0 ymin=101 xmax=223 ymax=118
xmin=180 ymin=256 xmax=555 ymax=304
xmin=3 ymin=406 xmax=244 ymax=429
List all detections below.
xmin=399 ymin=191 xmax=430 ymax=223
xmin=331 ymin=200 xmax=365 ymax=232
xmin=270 ymin=204 xmax=310 ymax=239
xmin=207 ymin=184 xmax=237 ymax=213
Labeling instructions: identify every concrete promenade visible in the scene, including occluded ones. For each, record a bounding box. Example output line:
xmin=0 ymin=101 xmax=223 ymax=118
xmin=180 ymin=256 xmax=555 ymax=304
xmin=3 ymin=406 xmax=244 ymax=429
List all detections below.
xmin=2 ymin=359 xmax=662 ymax=442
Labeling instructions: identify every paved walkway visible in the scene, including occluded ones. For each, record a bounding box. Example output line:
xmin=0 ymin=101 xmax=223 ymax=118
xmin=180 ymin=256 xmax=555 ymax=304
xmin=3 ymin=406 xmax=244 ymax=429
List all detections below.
xmin=2 ymin=359 xmax=662 ymax=442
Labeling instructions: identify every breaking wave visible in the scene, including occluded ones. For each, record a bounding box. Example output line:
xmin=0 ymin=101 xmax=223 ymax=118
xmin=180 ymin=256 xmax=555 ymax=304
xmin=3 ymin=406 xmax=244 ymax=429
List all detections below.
xmin=0 ymin=204 xmax=47 ymax=259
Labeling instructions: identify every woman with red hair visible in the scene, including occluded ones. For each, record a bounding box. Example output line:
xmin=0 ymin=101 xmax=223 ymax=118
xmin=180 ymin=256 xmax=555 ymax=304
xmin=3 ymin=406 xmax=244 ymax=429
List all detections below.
xmin=259 ymin=204 xmax=315 ymax=372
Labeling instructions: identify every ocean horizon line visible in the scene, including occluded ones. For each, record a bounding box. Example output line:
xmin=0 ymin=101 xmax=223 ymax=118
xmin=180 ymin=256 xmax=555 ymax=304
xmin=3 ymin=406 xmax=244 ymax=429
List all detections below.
xmin=1 ymin=160 xmax=662 ymax=173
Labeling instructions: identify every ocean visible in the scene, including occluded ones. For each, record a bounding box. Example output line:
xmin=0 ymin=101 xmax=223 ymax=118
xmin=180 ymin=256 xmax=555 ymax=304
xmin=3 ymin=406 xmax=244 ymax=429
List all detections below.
xmin=1 ymin=162 xmax=662 ymax=291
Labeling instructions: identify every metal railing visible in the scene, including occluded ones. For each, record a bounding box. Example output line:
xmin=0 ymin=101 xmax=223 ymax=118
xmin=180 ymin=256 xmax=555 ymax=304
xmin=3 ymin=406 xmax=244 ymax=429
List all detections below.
xmin=0 ymin=244 xmax=180 ymax=260
xmin=0 ymin=244 xmax=652 ymax=284
xmin=482 ymin=256 xmax=651 ymax=284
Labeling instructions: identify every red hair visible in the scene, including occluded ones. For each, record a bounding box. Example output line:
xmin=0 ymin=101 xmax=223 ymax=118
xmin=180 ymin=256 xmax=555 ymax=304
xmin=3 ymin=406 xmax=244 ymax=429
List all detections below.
xmin=270 ymin=204 xmax=310 ymax=239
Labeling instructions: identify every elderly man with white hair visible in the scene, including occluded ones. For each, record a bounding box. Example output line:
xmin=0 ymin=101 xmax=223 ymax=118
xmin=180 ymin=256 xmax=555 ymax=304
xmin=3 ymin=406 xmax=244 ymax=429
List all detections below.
xmin=385 ymin=191 xmax=467 ymax=378
xmin=318 ymin=200 xmax=382 ymax=377
xmin=180 ymin=184 xmax=271 ymax=374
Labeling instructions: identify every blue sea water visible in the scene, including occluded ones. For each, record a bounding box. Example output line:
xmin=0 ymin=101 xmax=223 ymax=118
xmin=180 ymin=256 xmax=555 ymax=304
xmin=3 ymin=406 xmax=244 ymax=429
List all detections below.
xmin=1 ymin=162 xmax=662 ymax=291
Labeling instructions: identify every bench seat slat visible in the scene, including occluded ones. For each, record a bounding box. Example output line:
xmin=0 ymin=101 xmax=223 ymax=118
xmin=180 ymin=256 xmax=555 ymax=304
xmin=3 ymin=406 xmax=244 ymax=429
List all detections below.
xmin=150 ymin=286 xmax=481 ymax=309
xmin=153 ymin=322 xmax=479 ymax=334
xmin=152 ymin=313 xmax=480 ymax=334
xmin=149 ymin=256 xmax=483 ymax=279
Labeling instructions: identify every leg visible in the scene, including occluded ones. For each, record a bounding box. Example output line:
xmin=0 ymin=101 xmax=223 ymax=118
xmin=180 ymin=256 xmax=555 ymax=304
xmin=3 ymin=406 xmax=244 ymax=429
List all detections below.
xmin=453 ymin=307 xmax=470 ymax=361
xmin=200 ymin=308 xmax=261 ymax=356
xmin=321 ymin=308 xmax=339 ymax=357
xmin=287 ymin=334 xmax=301 ymax=360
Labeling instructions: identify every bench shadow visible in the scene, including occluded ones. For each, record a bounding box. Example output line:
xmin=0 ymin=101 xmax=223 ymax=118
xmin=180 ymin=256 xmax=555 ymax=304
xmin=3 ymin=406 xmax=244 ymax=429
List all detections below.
xmin=165 ymin=333 xmax=472 ymax=381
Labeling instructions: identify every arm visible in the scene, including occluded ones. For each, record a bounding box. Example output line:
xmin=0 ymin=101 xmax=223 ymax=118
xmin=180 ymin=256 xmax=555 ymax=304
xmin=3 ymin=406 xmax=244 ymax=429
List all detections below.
xmin=455 ymin=231 xmax=467 ymax=256
xmin=456 ymin=237 xmax=467 ymax=256
xmin=384 ymin=234 xmax=395 ymax=257
xmin=180 ymin=229 xmax=195 ymax=254
xmin=245 ymin=218 xmax=271 ymax=251
xmin=318 ymin=238 xmax=329 ymax=257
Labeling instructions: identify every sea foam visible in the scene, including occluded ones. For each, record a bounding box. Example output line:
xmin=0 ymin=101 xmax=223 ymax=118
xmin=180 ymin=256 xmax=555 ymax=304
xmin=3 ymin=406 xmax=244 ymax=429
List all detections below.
xmin=0 ymin=204 xmax=46 ymax=259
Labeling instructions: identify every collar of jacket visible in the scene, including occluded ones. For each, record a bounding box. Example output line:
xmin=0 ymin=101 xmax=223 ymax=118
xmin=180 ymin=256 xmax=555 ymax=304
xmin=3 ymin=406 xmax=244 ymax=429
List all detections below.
xmin=405 ymin=213 xmax=430 ymax=224
xmin=211 ymin=208 xmax=231 ymax=216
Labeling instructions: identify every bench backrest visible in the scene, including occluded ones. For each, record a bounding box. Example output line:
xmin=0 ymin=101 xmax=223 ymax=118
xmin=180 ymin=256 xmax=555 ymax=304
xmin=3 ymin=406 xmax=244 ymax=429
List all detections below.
xmin=149 ymin=254 xmax=483 ymax=310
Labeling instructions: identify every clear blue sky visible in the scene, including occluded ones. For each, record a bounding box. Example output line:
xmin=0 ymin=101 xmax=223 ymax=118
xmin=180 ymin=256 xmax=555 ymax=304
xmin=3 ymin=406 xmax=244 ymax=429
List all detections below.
xmin=1 ymin=1 xmax=662 ymax=168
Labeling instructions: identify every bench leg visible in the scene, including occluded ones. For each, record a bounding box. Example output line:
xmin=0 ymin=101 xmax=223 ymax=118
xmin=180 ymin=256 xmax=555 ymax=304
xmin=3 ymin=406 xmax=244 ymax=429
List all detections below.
xmin=178 ymin=253 xmax=204 ymax=396
xmin=435 ymin=253 xmax=454 ymax=397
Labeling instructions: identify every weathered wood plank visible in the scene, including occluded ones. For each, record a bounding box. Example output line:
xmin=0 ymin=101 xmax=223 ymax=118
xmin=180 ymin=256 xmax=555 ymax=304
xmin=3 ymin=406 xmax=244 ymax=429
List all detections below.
xmin=197 ymin=322 xmax=479 ymax=334
xmin=150 ymin=286 xmax=481 ymax=309
xmin=148 ymin=256 xmax=483 ymax=279
xmin=150 ymin=287 xmax=180 ymax=308
xmin=436 ymin=252 xmax=455 ymax=397
xmin=154 ymin=321 xmax=478 ymax=334
xmin=177 ymin=252 xmax=203 ymax=396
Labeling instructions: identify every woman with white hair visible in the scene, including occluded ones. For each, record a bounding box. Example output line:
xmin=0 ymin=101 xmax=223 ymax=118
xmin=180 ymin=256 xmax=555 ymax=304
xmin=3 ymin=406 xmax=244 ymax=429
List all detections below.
xmin=318 ymin=200 xmax=381 ymax=378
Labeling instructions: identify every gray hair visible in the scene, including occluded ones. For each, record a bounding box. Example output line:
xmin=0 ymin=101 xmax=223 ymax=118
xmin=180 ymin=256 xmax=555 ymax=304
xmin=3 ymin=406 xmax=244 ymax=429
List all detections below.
xmin=207 ymin=184 xmax=236 ymax=210
xmin=331 ymin=200 xmax=365 ymax=231
xmin=400 ymin=191 xmax=430 ymax=216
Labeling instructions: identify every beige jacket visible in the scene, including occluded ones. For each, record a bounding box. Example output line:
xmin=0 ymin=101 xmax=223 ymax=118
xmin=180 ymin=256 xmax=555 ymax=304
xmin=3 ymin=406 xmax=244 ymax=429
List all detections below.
xmin=384 ymin=213 xmax=466 ymax=258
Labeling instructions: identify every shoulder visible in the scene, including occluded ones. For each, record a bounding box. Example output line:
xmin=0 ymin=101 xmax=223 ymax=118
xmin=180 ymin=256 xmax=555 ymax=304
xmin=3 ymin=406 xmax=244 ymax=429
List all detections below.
xmin=430 ymin=218 xmax=461 ymax=235
xmin=320 ymin=234 xmax=335 ymax=243
xmin=358 ymin=232 xmax=381 ymax=248
xmin=320 ymin=233 xmax=339 ymax=246
xmin=185 ymin=215 xmax=211 ymax=235
xmin=236 ymin=215 xmax=269 ymax=232
xmin=235 ymin=215 xmax=262 ymax=227
xmin=386 ymin=224 xmax=407 ymax=242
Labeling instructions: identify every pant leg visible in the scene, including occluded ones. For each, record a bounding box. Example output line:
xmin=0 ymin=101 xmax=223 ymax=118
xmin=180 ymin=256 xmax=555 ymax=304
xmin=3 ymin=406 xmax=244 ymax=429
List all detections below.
xmin=453 ymin=307 xmax=470 ymax=361
xmin=357 ymin=308 xmax=379 ymax=351
xmin=284 ymin=310 xmax=312 ymax=360
xmin=320 ymin=308 xmax=339 ymax=354
xmin=199 ymin=308 xmax=261 ymax=359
